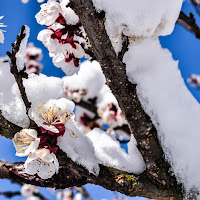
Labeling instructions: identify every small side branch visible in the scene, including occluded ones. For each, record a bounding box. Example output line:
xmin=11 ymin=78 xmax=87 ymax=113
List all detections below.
xmin=6 ymin=26 xmax=30 ymax=115
xmin=177 ymin=11 xmax=200 ymax=39
xmin=74 ymin=186 xmax=92 ymax=200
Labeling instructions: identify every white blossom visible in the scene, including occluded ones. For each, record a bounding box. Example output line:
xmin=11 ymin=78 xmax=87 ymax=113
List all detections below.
xmin=21 ymin=184 xmax=38 ymax=197
xmin=35 ymin=0 xmax=62 ymax=26
xmin=12 ymin=129 xmax=40 ymax=157
xmin=29 ymin=98 xmax=75 ymax=133
xmin=0 ymin=16 xmax=7 ymax=44
xmin=24 ymin=148 xmax=59 ymax=179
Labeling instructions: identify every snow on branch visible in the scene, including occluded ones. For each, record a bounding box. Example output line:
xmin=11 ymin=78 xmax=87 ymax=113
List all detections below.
xmin=6 ymin=25 xmax=32 ymax=116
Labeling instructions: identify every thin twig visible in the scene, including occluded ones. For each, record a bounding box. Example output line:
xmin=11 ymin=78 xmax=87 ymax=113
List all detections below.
xmin=6 ymin=26 xmax=37 ymax=128
xmin=6 ymin=26 xmax=30 ymax=114
xmin=177 ymin=11 xmax=200 ymax=39
xmin=74 ymin=186 xmax=92 ymax=200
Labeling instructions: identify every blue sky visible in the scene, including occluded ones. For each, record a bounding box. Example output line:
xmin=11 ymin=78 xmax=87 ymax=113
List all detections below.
xmin=0 ymin=0 xmax=200 ymax=200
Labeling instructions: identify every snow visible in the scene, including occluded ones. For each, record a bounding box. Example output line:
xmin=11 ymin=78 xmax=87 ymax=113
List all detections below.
xmin=0 ymin=60 xmax=64 ymax=128
xmin=0 ymin=57 xmax=29 ymax=127
xmin=16 ymin=25 xmax=30 ymax=71
xmin=57 ymin=122 xmax=100 ymax=175
xmin=63 ymin=60 xmax=106 ymax=102
xmin=23 ymin=74 xmax=64 ymax=105
xmin=87 ymin=128 xmax=145 ymax=173
xmin=124 ymin=38 xmax=200 ymax=195
xmin=92 ymin=0 xmax=183 ymax=38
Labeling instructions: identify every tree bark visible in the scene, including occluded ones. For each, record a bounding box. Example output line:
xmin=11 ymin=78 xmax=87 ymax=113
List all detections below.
xmin=68 ymin=0 xmax=182 ymax=198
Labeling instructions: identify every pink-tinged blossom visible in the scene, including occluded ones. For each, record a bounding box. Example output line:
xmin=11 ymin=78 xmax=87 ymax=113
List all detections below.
xmin=35 ymin=0 xmax=61 ymax=26
xmin=64 ymin=87 xmax=87 ymax=103
xmin=25 ymin=43 xmax=43 ymax=74
xmin=97 ymin=102 xmax=126 ymax=128
xmin=21 ymin=184 xmax=38 ymax=197
xmin=24 ymin=148 xmax=59 ymax=179
xmin=12 ymin=129 xmax=40 ymax=157
xmin=26 ymin=60 xmax=42 ymax=74
xmin=36 ymin=1 xmax=90 ymax=75
xmin=26 ymin=43 xmax=42 ymax=62
xmin=0 ymin=16 xmax=7 ymax=44
xmin=188 ymin=74 xmax=200 ymax=89
xmin=29 ymin=98 xmax=75 ymax=134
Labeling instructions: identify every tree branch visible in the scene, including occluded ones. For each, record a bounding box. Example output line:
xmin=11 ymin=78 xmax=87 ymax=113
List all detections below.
xmin=68 ymin=0 xmax=182 ymax=198
xmin=0 ymin=112 xmax=21 ymax=139
xmin=0 ymin=155 xmax=182 ymax=200
xmin=6 ymin=26 xmax=38 ymax=129
xmin=177 ymin=11 xmax=200 ymax=39
xmin=74 ymin=186 xmax=92 ymax=200
xmin=6 ymin=26 xmax=30 ymax=115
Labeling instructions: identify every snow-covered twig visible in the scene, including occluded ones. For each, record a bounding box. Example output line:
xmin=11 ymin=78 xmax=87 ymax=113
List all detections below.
xmin=6 ymin=26 xmax=31 ymax=114
xmin=6 ymin=26 xmax=37 ymax=128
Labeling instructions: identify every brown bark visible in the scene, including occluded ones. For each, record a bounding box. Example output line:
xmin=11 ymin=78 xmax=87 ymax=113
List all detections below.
xmin=68 ymin=0 xmax=182 ymax=198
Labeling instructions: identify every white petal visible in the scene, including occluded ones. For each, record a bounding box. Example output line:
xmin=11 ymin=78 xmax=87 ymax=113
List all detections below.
xmin=37 ymin=162 xmax=56 ymax=179
xmin=24 ymin=159 xmax=39 ymax=175
xmin=51 ymin=153 xmax=59 ymax=173
xmin=24 ymin=139 xmax=40 ymax=155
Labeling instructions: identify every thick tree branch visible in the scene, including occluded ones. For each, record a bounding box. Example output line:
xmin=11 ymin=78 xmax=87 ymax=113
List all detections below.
xmin=68 ymin=0 xmax=182 ymax=198
xmin=177 ymin=11 xmax=200 ymax=39
xmin=0 ymin=155 xmax=181 ymax=200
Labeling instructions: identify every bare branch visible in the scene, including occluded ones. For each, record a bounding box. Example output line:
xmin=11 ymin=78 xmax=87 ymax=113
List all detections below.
xmin=0 ymin=156 xmax=182 ymax=200
xmin=177 ymin=11 xmax=200 ymax=39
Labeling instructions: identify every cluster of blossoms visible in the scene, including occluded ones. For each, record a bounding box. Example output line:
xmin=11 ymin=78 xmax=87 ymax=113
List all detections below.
xmin=36 ymin=0 xmax=91 ymax=75
xmin=25 ymin=43 xmax=43 ymax=74
xmin=13 ymin=98 xmax=75 ymax=179
xmin=63 ymin=60 xmax=127 ymax=134
xmin=188 ymin=74 xmax=200 ymax=89
xmin=0 ymin=16 xmax=7 ymax=44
